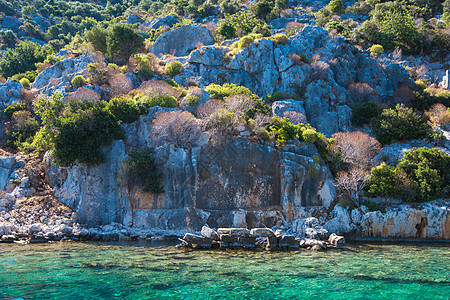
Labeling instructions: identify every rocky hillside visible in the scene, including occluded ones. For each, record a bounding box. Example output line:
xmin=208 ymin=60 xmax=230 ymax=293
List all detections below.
xmin=0 ymin=0 xmax=449 ymax=243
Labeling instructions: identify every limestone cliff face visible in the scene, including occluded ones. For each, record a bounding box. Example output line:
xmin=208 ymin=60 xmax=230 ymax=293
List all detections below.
xmin=319 ymin=202 xmax=450 ymax=240
xmin=46 ymin=111 xmax=335 ymax=231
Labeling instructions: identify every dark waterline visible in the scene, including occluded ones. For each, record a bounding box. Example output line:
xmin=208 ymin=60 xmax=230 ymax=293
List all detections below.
xmin=0 ymin=241 xmax=449 ymax=299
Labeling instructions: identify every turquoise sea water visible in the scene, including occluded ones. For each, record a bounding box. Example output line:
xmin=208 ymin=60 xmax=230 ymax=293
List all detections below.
xmin=0 ymin=241 xmax=449 ymax=300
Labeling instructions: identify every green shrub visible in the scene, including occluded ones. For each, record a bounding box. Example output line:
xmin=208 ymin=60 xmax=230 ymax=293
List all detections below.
xmin=413 ymin=87 xmax=450 ymax=111
xmin=106 ymin=97 xmax=139 ymax=123
xmin=266 ymin=91 xmax=283 ymax=102
xmin=71 ymin=75 xmax=87 ymax=88
xmin=52 ymin=104 xmax=124 ymax=165
xmin=87 ymin=63 xmax=108 ymax=86
xmin=375 ymin=104 xmax=428 ymax=144
xmin=370 ymin=44 xmax=384 ymax=57
xmin=19 ymin=78 xmax=30 ymax=88
xmin=255 ymin=127 xmax=270 ymax=141
xmin=134 ymin=54 xmax=154 ymax=80
xmin=328 ymin=0 xmax=343 ymax=13
xmin=217 ymin=21 xmax=237 ymax=39
xmin=11 ymin=70 xmax=37 ymax=83
xmin=163 ymin=78 xmax=179 ymax=87
xmin=5 ymin=111 xmax=40 ymax=149
xmin=365 ymin=163 xmax=403 ymax=197
xmin=302 ymin=128 xmax=319 ymax=143
xmin=232 ymin=34 xmax=262 ymax=50
xmin=270 ymin=34 xmax=288 ymax=45
xmin=397 ymin=147 xmax=450 ymax=202
xmin=135 ymin=94 xmax=178 ymax=114
xmin=4 ymin=101 xmax=26 ymax=118
xmin=0 ymin=41 xmax=51 ymax=78
xmin=205 ymin=83 xmax=270 ymax=117
xmin=185 ymin=95 xmax=200 ymax=106
xmin=118 ymin=147 xmax=164 ymax=194
xmin=164 ymin=61 xmax=183 ymax=77
xmin=350 ymin=101 xmax=380 ymax=126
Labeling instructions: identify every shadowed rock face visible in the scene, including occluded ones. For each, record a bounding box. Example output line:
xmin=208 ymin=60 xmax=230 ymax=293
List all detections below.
xmin=47 ymin=113 xmax=335 ymax=230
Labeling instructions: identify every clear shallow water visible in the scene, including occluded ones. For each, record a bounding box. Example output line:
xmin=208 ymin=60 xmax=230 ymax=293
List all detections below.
xmin=0 ymin=242 xmax=449 ymax=300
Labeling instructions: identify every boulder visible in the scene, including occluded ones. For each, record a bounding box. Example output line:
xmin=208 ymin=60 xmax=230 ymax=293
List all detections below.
xmin=33 ymin=54 xmax=94 ymax=96
xmin=305 ymin=227 xmax=329 ymax=240
xmin=279 ymin=235 xmax=299 ymax=248
xmin=0 ymin=80 xmax=22 ymax=110
xmin=150 ymin=24 xmax=214 ymax=57
xmin=299 ymin=238 xmax=326 ymax=248
xmin=250 ymin=228 xmax=276 ymax=238
xmin=143 ymin=15 xmax=179 ymax=30
xmin=201 ymin=225 xmax=220 ymax=240
xmin=328 ymin=233 xmax=345 ymax=246
xmin=182 ymin=233 xmax=213 ymax=246
xmin=271 ymin=99 xmax=306 ymax=118
xmin=218 ymin=228 xmax=250 ymax=237
xmin=323 ymin=205 xmax=352 ymax=235
xmin=127 ymin=15 xmax=143 ymax=24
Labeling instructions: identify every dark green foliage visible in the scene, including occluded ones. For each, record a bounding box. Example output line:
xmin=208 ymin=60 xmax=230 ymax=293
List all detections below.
xmin=0 ymin=0 xmax=17 ymax=16
xmin=106 ymin=23 xmax=145 ymax=61
xmin=5 ymin=110 xmax=39 ymax=149
xmin=365 ymin=163 xmax=403 ymax=197
xmin=71 ymin=75 xmax=87 ymax=88
xmin=0 ymin=30 xmax=17 ymax=48
xmin=328 ymin=0 xmax=343 ymax=13
xmin=52 ymin=104 xmax=124 ymax=165
xmin=87 ymin=63 xmax=107 ymax=86
xmin=164 ymin=61 xmax=183 ymax=77
xmin=119 ymin=147 xmax=164 ymax=194
xmin=217 ymin=21 xmax=237 ymax=39
xmin=163 ymin=78 xmax=179 ymax=87
xmin=268 ymin=117 xmax=328 ymax=148
xmin=135 ymin=94 xmax=178 ymax=114
xmin=86 ymin=24 xmax=144 ymax=61
xmin=106 ymin=97 xmax=139 ymax=123
xmin=221 ymin=10 xmax=271 ymax=37
xmin=350 ymin=101 xmax=380 ymax=126
xmin=397 ymin=147 xmax=450 ymax=201
xmin=85 ymin=25 xmax=108 ymax=54
xmin=10 ymin=70 xmax=38 ymax=84
xmin=413 ymin=87 xmax=450 ymax=111
xmin=4 ymin=101 xmax=26 ymax=118
xmin=0 ymin=41 xmax=51 ymax=78
xmin=375 ymin=104 xmax=428 ymax=144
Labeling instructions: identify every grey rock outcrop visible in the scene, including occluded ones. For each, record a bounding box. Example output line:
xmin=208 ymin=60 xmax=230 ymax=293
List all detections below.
xmin=142 ymin=15 xmax=179 ymax=30
xmin=0 ymin=80 xmax=22 ymax=110
xmin=180 ymin=26 xmax=408 ymax=136
xmin=46 ymin=109 xmax=335 ymax=230
xmin=150 ymin=24 xmax=215 ymax=57
xmin=127 ymin=14 xmax=143 ymax=24
xmin=33 ymin=54 xmax=94 ymax=96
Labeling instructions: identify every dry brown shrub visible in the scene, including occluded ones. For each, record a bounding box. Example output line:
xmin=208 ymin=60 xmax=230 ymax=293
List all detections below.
xmin=311 ymin=61 xmax=330 ymax=81
xmin=347 ymin=82 xmax=379 ymax=103
xmin=280 ymin=9 xmax=293 ymax=17
xmin=108 ymin=73 xmax=134 ymax=97
xmin=335 ymin=167 xmax=369 ymax=206
xmin=139 ymin=80 xmax=182 ymax=99
xmin=186 ymin=77 xmax=199 ymax=87
xmin=283 ymin=111 xmax=307 ymax=124
xmin=195 ymin=99 xmax=225 ymax=119
xmin=37 ymin=62 xmax=52 ymax=73
xmin=0 ymin=76 xmax=6 ymax=84
xmin=151 ymin=111 xmax=203 ymax=148
xmin=289 ymin=53 xmax=305 ymax=66
xmin=392 ymin=81 xmax=414 ymax=104
xmin=225 ymin=94 xmax=255 ymax=117
xmin=203 ymin=21 xmax=218 ymax=35
xmin=92 ymin=51 xmax=106 ymax=63
xmin=66 ymin=88 xmax=101 ymax=103
xmin=426 ymin=103 xmax=450 ymax=125
xmin=286 ymin=22 xmax=304 ymax=36
xmin=331 ymin=131 xmax=381 ymax=170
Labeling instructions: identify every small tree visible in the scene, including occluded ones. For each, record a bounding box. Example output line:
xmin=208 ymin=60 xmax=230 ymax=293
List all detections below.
xmin=106 ymin=23 xmax=145 ymax=61
xmin=335 ymin=167 xmax=369 ymax=207
xmin=164 ymin=61 xmax=183 ymax=77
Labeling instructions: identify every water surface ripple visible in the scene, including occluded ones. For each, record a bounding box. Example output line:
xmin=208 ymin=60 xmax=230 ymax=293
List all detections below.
xmin=0 ymin=242 xmax=449 ymax=299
